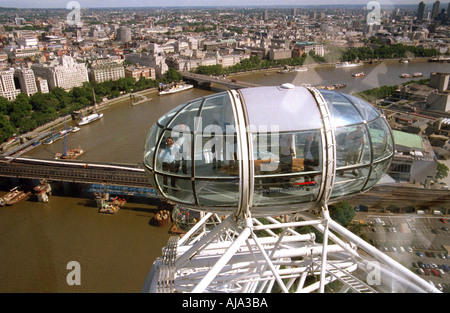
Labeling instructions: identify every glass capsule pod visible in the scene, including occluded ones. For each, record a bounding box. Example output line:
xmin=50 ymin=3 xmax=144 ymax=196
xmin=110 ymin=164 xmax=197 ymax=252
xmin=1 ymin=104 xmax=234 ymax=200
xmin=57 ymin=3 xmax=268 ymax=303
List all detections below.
xmin=143 ymin=84 xmax=394 ymax=217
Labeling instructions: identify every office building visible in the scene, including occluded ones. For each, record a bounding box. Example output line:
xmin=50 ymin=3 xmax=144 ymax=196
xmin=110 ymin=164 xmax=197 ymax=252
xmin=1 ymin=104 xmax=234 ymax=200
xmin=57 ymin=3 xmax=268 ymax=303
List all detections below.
xmin=431 ymin=1 xmax=440 ymax=20
xmin=89 ymin=59 xmax=125 ymax=83
xmin=417 ymin=1 xmax=425 ymax=21
xmin=0 ymin=68 xmax=21 ymax=101
xmin=14 ymin=68 xmax=38 ymax=97
xmin=117 ymin=26 xmax=132 ymax=43
xmin=32 ymin=55 xmax=89 ymax=91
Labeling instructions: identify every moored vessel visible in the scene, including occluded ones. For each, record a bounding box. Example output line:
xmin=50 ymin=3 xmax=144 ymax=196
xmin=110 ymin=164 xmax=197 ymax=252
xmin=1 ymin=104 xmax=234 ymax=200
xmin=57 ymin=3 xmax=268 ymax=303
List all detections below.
xmin=352 ymin=72 xmax=365 ymax=77
xmin=159 ymin=83 xmax=194 ymax=95
xmin=335 ymin=61 xmax=363 ymax=68
xmin=55 ymin=148 xmax=85 ymax=160
xmin=2 ymin=187 xmax=30 ymax=206
xmin=78 ymin=112 xmax=103 ymax=126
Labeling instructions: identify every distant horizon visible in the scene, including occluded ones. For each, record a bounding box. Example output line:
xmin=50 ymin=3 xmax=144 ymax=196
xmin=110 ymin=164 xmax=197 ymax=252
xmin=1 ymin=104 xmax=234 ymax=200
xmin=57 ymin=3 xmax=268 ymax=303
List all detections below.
xmin=1 ymin=0 xmax=449 ymax=10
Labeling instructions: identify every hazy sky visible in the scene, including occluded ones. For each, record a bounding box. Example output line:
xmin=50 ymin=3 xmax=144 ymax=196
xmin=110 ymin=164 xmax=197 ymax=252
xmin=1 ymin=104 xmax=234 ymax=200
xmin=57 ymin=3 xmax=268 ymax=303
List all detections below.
xmin=1 ymin=0 xmax=445 ymax=9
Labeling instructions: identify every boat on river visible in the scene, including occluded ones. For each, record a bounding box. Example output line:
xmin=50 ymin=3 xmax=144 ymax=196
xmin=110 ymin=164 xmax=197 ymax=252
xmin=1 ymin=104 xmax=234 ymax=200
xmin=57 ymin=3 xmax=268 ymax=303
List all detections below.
xmin=42 ymin=127 xmax=73 ymax=145
xmin=1 ymin=187 xmax=30 ymax=206
xmin=352 ymin=72 xmax=365 ymax=78
xmin=400 ymin=73 xmax=413 ymax=78
xmin=55 ymin=148 xmax=85 ymax=160
xmin=78 ymin=112 xmax=103 ymax=126
xmin=335 ymin=61 xmax=363 ymax=68
xmin=159 ymin=83 xmax=194 ymax=96
xmin=429 ymin=56 xmax=450 ymax=63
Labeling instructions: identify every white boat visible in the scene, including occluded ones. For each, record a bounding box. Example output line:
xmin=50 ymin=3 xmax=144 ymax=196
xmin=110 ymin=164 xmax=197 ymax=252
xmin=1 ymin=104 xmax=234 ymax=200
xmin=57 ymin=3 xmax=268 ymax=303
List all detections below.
xmin=352 ymin=72 xmax=365 ymax=77
xmin=335 ymin=61 xmax=363 ymax=68
xmin=413 ymin=72 xmax=423 ymax=77
xmin=72 ymin=126 xmax=80 ymax=133
xmin=159 ymin=84 xmax=194 ymax=96
xmin=293 ymin=67 xmax=308 ymax=72
xmin=78 ymin=112 xmax=103 ymax=126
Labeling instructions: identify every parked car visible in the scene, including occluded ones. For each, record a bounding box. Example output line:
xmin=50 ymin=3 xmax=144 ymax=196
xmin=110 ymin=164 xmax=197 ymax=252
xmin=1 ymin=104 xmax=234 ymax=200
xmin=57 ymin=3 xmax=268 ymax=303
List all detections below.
xmin=442 ymin=265 xmax=450 ymax=272
xmin=423 ymin=268 xmax=430 ymax=276
xmin=407 ymin=246 xmax=413 ymax=253
xmin=416 ymin=251 xmax=424 ymax=257
xmin=440 ymin=218 xmax=447 ymax=224
xmin=438 ymin=269 xmax=445 ymax=277
xmin=416 ymin=268 xmax=424 ymax=275
xmin=431 ymin=269 xmax=439 ymax=277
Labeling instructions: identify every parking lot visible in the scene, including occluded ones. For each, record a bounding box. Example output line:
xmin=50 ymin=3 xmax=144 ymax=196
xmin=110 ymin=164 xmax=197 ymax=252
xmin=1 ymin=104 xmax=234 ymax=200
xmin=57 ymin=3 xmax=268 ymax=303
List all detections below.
xmin=358 ymin=214 xmax=450 ymax=291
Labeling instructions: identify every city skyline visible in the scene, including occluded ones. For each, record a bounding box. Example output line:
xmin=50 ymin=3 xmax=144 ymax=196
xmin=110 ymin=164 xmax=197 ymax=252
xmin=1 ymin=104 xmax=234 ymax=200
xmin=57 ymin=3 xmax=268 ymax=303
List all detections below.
xmin=1 ymin=0 xmax=448 ymax=9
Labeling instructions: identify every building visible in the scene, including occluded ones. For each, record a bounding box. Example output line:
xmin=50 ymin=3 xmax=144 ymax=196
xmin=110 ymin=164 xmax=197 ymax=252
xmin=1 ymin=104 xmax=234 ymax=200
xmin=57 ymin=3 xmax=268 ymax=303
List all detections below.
xmin=431 ymin=1 xmax=440 ymax=20
xmin=36 ymin=77 xmax=49 ymax=94
xmin=389 ymin=130 xmax=437 ymax=184
xmin=125 ymin=44 xmax=169 ymax=78
xmin=32 ymin=55 xmax=89 ymax=91
xmin=14 ymin=68 xmax=38 ymax=97
xmin=89 ymin=59 xmax=125 ymax=83
xmin=125 ymin=65 xmax=156 ymax=80
xmin=417 ymin=1 xmax=425 ymax=21
xmin=426 ymin=72 xmax=450 ymax=112
xmin=117 ymin=26 xmax=132 ymax=43
xmin=269 ymin=49 xmax=292 ymax=60
xmin=292 ymin=42 xmax=325 ymax=58
xmin=0 ymin=68 xmax=20 ymax=101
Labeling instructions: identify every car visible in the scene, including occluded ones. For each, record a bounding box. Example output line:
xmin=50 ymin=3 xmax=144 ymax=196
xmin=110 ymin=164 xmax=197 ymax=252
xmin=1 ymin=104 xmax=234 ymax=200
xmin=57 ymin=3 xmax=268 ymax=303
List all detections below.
xmin=441 ymin=218 xmax=447 ymax=224
xmin=390 ymin=246 xmax=397 ymax=253
xmin=439 ymin=253 xmax=446 ymax=259
xmin=416 ymin=251 xmax=424 ymax=257
xmin=431 ymin=252 xmax=437 ymax=259
xmin=443 ymin=265 xmax=450 ymax=272
xmin=407 ymin=246 xmax=413 ymax=253
xmin=418 ymin=261 xmax=424 ymax=268
xmin=423 ymin=268 xmax=430 ymax=276
xmin=426 ymin=251 xmax=433 ymax=258
xmin=416 ymin=268 xmax=424 ymax=275
xmin=442 ymin=226 xmax=448 ymax=231
xmin=412 ymin=262 xmax=418 ymax=268
xmin=438 ymin=269 xmax=445 ymax=277
xmin=431 ymin=269 xmax=439 ymax=277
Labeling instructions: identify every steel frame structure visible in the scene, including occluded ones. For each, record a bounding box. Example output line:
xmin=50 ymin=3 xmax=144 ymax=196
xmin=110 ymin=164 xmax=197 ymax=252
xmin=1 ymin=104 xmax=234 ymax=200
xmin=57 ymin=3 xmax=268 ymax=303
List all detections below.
xmin=142 ymin=87 xmax=441 ymax=293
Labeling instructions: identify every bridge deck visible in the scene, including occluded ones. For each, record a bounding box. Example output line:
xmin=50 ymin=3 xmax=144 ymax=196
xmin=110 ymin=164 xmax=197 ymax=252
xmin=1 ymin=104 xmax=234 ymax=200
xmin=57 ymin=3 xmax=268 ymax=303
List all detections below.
xmin=0 ymin=157 xmax=152 ymax=188
xmin=181 ymin=72 xmax=262 ymax=89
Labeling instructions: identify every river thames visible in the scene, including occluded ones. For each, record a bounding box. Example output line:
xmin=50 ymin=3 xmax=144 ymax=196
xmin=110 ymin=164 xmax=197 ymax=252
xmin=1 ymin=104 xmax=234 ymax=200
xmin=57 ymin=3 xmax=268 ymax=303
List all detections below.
xmin=0 ymin=59 xmax=447 ymax=292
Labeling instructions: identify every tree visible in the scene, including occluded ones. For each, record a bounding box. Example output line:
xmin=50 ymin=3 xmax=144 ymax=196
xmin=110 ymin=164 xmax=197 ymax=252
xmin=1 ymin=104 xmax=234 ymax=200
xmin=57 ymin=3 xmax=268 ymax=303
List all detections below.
xmin=329 ymin=201 xmax=356 ymax=227
xmin=0 ymin=96 xmax=11 ymax=115
xmin=436 ymin=162 xmax=449 ymax=180
xmin=0 ymin=113 xmax=16 ymax=143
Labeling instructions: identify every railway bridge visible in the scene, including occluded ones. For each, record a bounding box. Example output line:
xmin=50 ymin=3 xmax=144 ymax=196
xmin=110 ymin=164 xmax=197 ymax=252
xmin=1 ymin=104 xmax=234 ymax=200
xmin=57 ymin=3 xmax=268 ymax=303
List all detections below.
xmin=0 ymin=157 xmax=153 ymax=189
